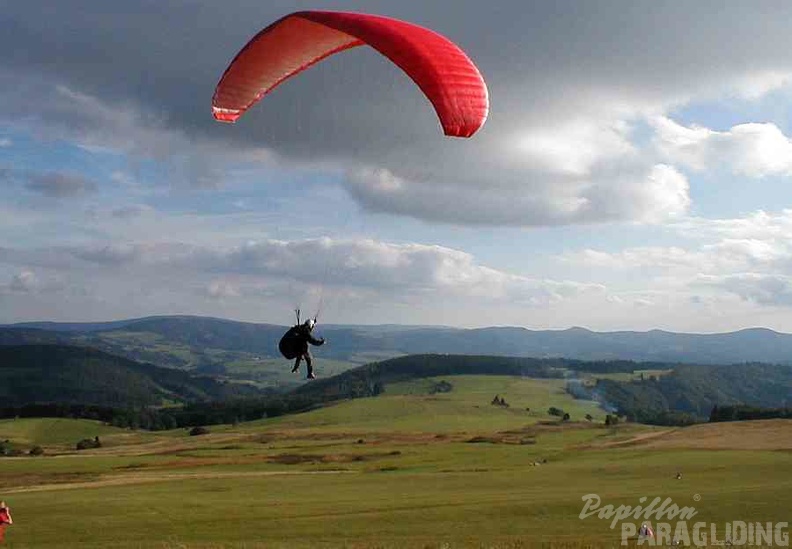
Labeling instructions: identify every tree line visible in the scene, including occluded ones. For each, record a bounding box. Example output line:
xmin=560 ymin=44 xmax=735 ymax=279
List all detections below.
xmin=579 ymin=363 xmax=792 ymax=425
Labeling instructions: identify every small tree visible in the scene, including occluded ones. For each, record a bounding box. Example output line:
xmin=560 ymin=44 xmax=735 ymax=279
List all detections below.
xmin=189 ymin=426 xmax=209 ymax=436
xmin=76 ymin=438 xmax=101 ymax=450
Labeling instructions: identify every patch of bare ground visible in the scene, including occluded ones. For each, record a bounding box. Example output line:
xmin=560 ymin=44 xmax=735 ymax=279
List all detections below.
xmin=268 ymin=450 xmax=402 ymax=465
xmin=50 ymin=432 xmax=263 ymax=458
xmin=3 ymin=470 xmax=357 ymax=494
xmin=466 ymin=435 xmax=536 ymax=445
xmin=576 ymin=429 xmax=675 ymax=450
xmin=639 ymin=419 xmax=792 ymax=450
xmin=477 ymin=421 xmax=595 ymax=445
xmin=579 ymin=419 xmax=792 ymax=451
xmin=0 ymin=471 xmax=99 ymax=490
xmin=120 ymin=450 xmax=402 ymax=470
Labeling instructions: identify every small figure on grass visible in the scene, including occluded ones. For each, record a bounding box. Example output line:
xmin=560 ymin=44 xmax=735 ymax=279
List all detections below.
xmin=0 ymin=501 xmax=13 ymax=544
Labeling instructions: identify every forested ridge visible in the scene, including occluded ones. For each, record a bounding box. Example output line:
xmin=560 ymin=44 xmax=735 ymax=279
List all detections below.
xmin=3 ymin=345 xmax=790 ymax=430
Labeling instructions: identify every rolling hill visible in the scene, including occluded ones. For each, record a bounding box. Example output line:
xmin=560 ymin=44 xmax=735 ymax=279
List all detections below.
xmin=2 ymin=341 xmax=791 ymax=433
xmin=6 ymin=316 xmax=792 ymax=369
xmin=0 ymin=345 xmax=263 ymax=408
xmin=594 ymin=362 xmax=792 ymax=422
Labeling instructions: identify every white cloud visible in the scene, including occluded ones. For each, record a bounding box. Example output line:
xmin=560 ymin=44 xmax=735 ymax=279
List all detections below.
xmin=569 ymin=236 xmax=792 ymax=276
xmin=697 ymin=273 xmax=792 ymax=307
xmin=581 ymin=164 xmax=691 ymax=224
xmin=0 ymin=237 xmax=605 ymax=312
xmin=702 ymin=238 xmax=789 ymax=268
xmin=672 ymin=209 xmax=792 ymax=241
xmin=561 ymin=207 xmax=792 ymax=319
xmin=195 ymin=238 xmax=605 ymax=302
xmin=0 ymin=76 xmax=281 ymax=191
xmin=345 ymin=163 xmax=690 ymax=226
xmin=0 ymin=138 xmax=11 ymax=147
xmin=728 ymin=124 xmax=792 ymax=177
xmin=567 ymin=246 xmax=696 ymax=271
xmin=651 ymin=117 xmax=713 ymax=171
xmin=206 ymin=279 xmax=242 ymax=299
xmin=8 ymin=270 xmax=38 ymax=293
xmin=653 ymin=116 xmax=792 ymax=177
xmin=515 ymin=117 xmax=636 ymax=176
xmin=731 ymin=71 xmax=792 ymax=100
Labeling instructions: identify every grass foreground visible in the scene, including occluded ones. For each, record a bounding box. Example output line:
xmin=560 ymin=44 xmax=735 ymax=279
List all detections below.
xmin=1 ymin=375 xmax=790 ymax=548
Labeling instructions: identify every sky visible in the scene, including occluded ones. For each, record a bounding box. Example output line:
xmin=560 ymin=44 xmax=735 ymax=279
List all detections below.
xmin=2 ymin=0 xmax=792 ymax=332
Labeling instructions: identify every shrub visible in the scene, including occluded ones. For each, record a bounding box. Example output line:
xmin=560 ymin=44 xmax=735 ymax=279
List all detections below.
xmin=76 ymin=437 xmax=102 ymax=450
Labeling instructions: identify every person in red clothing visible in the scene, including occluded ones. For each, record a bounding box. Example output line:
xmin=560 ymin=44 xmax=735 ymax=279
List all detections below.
xmin=0 ymin=501 xmax=12 ymax=543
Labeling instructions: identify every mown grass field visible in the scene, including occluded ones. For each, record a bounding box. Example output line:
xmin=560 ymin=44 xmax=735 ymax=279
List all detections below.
xmin=1 ymin=375 xmax=790 ymax=548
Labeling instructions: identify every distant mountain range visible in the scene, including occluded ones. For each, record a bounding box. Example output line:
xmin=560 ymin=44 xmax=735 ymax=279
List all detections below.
xmin=3 ymin=315 xmax=792 ymax=368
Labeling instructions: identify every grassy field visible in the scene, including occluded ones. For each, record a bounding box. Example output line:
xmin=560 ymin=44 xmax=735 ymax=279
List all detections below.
xmin=224 ymin=357 xmax=360 ymax=387
xmin=1 ymin=375 xmax=790 ymax=548
xmin=577 ymin=369 xmax=673 ymax=383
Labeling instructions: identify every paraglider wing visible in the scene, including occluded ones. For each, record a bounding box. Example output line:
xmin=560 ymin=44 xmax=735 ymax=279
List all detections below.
xmin=212 ymin=10 xmax=489 ymax=138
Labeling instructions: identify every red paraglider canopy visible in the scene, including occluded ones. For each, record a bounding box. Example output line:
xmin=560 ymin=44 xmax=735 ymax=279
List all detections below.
xmin=212 ymin=10 xmax=489 ymax=138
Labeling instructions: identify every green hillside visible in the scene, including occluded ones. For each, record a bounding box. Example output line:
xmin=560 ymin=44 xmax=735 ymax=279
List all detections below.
xmin=270 ymin=375 xmax=605 ymax=433
xmin=292 ymin=354 xmax=566 ymax=400
xmin=596 ymin=362 xmax=792 ymax=422
xmin=0 ymin=373 xmax=790 ymax=548
xmin=0 ymin=345 xmax=261 ymax=408
xmin=0 ymin=418 xmax=134 ymax=447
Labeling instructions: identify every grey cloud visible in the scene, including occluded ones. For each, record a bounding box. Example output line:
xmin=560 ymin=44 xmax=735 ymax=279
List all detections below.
xmin=189 ymin=239 xmax=606 ymax=306
xmin=72 ymin=244 xmax=142 ymax=265
xmin=25 ymin=171 xmax=98 ymax=198
xmin=111 ymin=204 xmax=155 ymax=218
xmin=8 ymin=270 xmax=38 ymax=293
xmin=0 ymin=166 xmax=98 ymax=198
xmin=3 ymin=1 xmax=792 ymax=225
xmin=1 ymin=238 xmax=603 ymax=303
xmin=0 ymin=76 xmax=261 ymax=191
xmin=344 ymin=162 xmax=689 ymax=226
xmin=698 ymin=273 xmax=792 ymax=307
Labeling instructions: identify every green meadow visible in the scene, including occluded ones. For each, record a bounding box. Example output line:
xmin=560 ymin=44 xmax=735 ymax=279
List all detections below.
xmin=1 ymin=375 xmax=790 ymax=548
